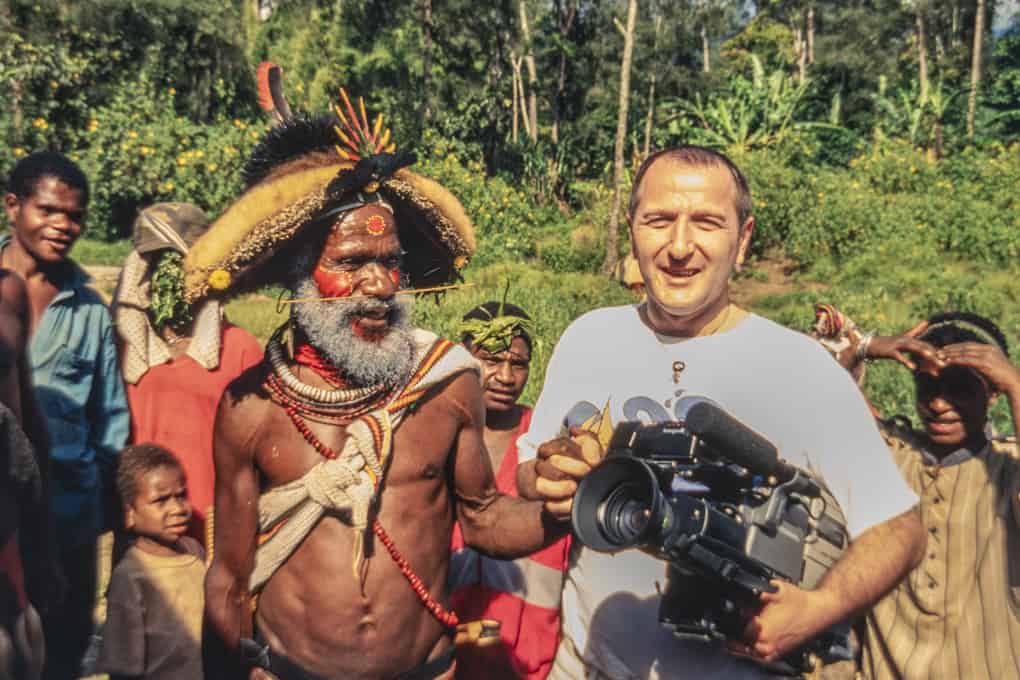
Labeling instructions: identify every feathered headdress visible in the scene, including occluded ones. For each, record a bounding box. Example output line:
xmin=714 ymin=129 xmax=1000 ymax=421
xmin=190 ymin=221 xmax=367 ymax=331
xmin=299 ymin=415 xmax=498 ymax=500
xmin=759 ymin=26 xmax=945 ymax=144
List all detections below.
xmin=183 ymin=63 xmax=474 ymax=302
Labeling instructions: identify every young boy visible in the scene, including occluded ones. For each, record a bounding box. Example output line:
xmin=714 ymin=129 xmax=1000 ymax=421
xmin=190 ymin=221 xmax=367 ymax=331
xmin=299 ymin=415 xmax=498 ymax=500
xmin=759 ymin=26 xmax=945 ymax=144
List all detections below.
xmin=449 ymin=301 xmax=570 ymax=680
xmin=97 ymin=444 xmax=205 ymax=680
xmin=820 ymin=310 xmax=1020 ymax=679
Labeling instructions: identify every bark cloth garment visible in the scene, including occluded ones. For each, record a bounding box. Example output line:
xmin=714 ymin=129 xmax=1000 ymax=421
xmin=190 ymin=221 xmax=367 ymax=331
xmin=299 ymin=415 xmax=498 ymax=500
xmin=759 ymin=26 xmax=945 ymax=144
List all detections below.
xmin=114 ymin=248 xmax=225 ymax=385
xmin=249 ymin=329 xmax=479 ymax=593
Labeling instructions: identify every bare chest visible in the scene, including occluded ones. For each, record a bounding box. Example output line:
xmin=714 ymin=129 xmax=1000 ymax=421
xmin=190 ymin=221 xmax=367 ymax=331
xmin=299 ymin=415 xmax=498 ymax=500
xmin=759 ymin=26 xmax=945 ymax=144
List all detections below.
xmin=254 ymin=396 xmax=461 ymax=491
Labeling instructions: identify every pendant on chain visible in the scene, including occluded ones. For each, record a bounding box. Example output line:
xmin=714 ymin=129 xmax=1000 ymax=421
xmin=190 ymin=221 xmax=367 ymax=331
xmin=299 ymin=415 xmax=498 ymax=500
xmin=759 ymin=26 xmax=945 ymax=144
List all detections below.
xmin=672 ymin=361 xmax=686 ymax=384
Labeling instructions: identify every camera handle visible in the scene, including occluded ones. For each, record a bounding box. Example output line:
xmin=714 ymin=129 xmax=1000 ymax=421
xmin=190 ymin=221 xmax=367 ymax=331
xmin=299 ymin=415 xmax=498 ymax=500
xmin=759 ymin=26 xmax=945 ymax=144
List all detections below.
xmin=753 ymin=470 xmax=821 ymax=534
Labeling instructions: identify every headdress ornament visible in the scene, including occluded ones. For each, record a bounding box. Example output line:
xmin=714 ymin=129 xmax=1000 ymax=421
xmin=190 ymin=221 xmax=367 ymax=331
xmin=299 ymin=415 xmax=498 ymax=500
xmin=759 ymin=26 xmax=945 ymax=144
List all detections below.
xmin=458 ymin=288 xmax=535 ymax=354
xmin=183 ymin=65 xmax=474 ymax=302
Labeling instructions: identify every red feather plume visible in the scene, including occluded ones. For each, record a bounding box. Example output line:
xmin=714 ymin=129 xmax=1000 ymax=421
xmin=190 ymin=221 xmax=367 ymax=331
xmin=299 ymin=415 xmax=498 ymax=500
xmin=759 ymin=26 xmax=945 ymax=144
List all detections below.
xmin=256 ymin=61 xmax=277 ymax=112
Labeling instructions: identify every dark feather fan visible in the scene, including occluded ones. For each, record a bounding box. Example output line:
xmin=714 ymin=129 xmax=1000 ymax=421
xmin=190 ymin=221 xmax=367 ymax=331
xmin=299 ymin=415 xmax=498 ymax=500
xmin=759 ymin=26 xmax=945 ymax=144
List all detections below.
xmin=242 ymin=115 xmax=339 ymax=188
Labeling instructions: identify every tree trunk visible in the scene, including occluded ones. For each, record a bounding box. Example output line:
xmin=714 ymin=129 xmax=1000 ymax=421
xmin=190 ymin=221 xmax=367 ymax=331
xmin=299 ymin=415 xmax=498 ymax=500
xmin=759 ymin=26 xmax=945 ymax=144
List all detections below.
xmin=701 ymin=24 xmax=710 ymax=73
xmin=807 ymin=4 xmax=815 ymax=64
xmin=601 ymin=0 xmax=638 ymax=276
xmin=795 ymin=25 xmax=806 ymax=84
xmin=552 ymin=0 xmax=577 ymax=145
xmin=643 ymin=15 xmax=662 ymax=158
xmin=951 ymin=2 xmax=960 ymax=47
xmin=512 ymin=55 xmax=531 ymax=140
xmin=511 ymin=54 xmax=523 ymax=143
xmin=967 ymin=0 xmax=985 ymax=140
xmin=421 ymin=0 xmax=434 ymax=122
xmin=917 ymin=9 xmax=929 ymax=106
xmin=518 ymin=0 xmax=539 ymax=141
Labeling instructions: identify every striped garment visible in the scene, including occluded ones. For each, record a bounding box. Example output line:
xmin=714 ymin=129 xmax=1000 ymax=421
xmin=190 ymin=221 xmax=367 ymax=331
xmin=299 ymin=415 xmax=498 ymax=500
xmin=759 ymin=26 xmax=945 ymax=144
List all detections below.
xmin=859 ymin=421 xmax=1020 ymax=680
xmin=449 ymin=408 xmax=572 ymax=680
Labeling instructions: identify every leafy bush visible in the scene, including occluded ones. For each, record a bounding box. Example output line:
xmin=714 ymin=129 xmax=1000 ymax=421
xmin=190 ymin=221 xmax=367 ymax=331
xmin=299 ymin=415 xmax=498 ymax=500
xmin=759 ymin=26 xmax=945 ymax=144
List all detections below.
xmin=744 ymin=139 xmax=1020 ymax=267
xmin=414 ymin=129 xmax=562 ymax=268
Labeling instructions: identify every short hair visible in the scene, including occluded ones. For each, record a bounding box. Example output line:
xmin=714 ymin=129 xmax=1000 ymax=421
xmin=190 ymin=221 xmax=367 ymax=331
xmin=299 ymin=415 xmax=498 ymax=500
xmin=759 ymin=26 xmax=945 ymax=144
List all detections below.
xmin=919 ymin=311 xmax=1008 ymax=356
xmin=628 ymin=146 xmax=752 ymax=227
xmin=6 ymin=151 xmax=90 ymax=205
xmin=116 ymin=443 xmax=186 ymax=506
xmin=461 ymin=301 xmax=533 ymax=351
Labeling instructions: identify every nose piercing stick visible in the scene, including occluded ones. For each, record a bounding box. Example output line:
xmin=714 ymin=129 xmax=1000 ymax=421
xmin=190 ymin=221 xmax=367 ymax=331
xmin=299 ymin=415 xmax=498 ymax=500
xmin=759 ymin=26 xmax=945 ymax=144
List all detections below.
xmin=279 ymin=282 xmax=475 ymax=306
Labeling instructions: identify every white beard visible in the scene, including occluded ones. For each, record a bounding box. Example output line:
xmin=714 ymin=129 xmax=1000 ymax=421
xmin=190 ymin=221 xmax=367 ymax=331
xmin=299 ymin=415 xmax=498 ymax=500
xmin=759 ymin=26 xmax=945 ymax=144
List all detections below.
xmin=290 ymin=276 xmax=417 ymax=389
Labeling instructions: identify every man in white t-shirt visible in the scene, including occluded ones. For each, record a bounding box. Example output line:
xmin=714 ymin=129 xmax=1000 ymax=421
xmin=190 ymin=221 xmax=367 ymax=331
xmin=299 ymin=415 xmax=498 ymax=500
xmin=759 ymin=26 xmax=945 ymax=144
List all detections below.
xmin=515 ymin=146 xmax=926 ymax=679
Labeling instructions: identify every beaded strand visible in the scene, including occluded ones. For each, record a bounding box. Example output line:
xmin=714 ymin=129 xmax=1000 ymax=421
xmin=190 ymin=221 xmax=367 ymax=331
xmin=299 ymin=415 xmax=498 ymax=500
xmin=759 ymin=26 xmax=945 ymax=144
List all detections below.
xmin=373 ymin=519 xmax=459 ymax=628
xmin=274 ymin=383 xmax=460 ymax=629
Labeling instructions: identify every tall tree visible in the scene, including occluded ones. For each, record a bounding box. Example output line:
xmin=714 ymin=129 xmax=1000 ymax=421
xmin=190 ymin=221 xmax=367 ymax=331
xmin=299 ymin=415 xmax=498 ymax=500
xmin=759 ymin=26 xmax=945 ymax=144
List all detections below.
xmin=643 ymin=13 xmax=663 ymax=156
xmin=518 ymin=0 xmax=539 ymax=140
xmin=421 ymin=0 xmax=434 ymax=121
xmin=602 ymin=0 xmax=638 ymax=276
xmin=806 ymin=2 xmax=815 ymax=64
xmin=551 ymin=0 xmax=577 ymax=143
xmin=967 ymin=0 xmax=985 ymax=138
xmin=910 ymin=1 xmax=930 ymax=104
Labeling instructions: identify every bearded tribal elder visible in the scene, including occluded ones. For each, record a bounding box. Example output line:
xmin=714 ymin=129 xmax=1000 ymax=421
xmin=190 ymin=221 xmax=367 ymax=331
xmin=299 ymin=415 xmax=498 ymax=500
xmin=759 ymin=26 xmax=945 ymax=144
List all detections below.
xmin=188 ymin=95 xmax=563 ymax=680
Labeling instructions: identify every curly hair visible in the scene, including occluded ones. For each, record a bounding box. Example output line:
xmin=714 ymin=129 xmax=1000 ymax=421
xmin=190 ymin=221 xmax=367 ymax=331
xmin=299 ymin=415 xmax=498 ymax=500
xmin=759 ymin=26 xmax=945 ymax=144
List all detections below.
xmin=920 ymin=311 xmax=1009 ymax=357
xmin=116 ymin=443 xmax=186 ymax=507
xmin=6 ymin=151 xmax=89 ymax=204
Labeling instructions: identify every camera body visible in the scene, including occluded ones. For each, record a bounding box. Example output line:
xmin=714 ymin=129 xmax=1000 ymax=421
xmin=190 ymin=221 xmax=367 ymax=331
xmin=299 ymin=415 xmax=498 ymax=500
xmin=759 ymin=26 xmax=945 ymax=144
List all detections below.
xmin=571 ymin=398 xmax=853 ymax=675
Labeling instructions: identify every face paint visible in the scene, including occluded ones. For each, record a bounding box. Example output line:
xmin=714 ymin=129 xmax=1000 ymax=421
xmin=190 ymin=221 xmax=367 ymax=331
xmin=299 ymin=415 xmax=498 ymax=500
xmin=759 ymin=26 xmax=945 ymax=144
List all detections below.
xmin=366 ymin=213 xmax=387 ymax=236
xmin=313 ymin=266 xmax=354 ymax=298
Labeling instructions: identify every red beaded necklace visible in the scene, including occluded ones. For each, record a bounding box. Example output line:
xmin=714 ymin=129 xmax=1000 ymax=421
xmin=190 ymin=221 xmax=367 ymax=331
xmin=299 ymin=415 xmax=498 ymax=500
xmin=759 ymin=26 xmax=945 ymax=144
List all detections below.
xmin=276 ymin=384 xmax=459 ymax=629
xmin=293 ymin=343 xmax=346 ymax=387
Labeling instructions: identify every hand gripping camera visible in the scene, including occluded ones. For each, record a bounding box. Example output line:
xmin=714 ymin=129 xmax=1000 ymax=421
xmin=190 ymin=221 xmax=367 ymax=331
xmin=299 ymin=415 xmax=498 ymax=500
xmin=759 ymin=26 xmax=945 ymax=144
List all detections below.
xmin=570 ymin=397 xmax=854 ymax=675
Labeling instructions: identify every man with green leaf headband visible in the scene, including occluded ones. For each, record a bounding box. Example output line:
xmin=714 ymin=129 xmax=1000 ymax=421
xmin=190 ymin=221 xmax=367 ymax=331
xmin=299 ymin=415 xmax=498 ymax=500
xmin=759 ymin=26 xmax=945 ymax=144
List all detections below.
xmin=450 ymin=301 xmax=571 ymax=680
xmin=111 ymin=202 xmax=263 ymax=547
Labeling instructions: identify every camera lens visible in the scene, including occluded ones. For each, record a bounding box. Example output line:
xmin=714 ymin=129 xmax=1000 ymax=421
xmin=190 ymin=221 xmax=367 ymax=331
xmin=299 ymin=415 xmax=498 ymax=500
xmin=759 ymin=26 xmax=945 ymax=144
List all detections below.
xmin=598 ymin=483 xmax=653 ymax=546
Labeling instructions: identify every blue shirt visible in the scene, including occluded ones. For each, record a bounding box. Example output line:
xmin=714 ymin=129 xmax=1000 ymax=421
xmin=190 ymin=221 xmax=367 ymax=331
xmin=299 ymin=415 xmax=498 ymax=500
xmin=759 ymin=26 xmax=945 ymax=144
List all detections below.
xmin=2 ymin=235 xmax=130 ymax=549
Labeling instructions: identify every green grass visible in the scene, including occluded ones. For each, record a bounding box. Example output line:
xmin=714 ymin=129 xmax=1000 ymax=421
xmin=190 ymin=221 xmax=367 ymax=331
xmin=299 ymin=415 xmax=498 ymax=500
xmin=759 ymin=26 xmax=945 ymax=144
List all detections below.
xmin=70 ymin=238 xmax=134 ymax=266
xmin=747 ymin=242 xmax=1020 ymax=433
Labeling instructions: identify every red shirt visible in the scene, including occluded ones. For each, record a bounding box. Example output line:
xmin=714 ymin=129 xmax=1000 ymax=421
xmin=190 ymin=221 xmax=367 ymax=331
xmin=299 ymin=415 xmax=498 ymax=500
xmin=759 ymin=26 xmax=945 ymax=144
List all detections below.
xmin=450 ymin=408 xmax=571 ymax=680
xmin=126 ymin=323 xmax=263 ymax=545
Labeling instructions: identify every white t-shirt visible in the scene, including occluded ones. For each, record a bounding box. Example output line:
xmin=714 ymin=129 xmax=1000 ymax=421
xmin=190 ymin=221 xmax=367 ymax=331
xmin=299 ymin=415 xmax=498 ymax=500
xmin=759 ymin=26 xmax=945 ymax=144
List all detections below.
xmin=518 ymin=305 xmax=918 ymax=680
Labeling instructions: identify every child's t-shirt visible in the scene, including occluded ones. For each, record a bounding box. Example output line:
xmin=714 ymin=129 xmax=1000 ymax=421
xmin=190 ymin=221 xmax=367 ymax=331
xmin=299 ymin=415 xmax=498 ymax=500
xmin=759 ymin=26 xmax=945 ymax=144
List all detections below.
xmin=97 ymin=537 xmax=206 ymax=679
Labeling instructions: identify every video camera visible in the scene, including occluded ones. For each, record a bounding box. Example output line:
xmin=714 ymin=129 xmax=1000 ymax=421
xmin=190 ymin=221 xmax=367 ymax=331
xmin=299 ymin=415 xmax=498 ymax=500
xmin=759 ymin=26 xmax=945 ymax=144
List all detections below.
xmin=571 ymin=397 xmax=854 ymax=675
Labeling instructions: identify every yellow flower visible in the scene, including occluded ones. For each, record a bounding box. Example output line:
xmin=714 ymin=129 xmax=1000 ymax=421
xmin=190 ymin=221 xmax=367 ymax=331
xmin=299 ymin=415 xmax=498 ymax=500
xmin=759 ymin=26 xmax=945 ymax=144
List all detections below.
xmin=48 ymin=80 xmax=58 ymax=89
xmin=176 ymin=156 xmax=187 ymax=166
xmin=208 ymin=269 xmax=231 ymax=290
xmin=161 ymin=181 xmax=175 ymax=192
xmin=127 ymin=130 xmax=138 ymax=139
xmin=206 ymin=163 xmax=218 ymax=172
xmin=32 ymin=118 xmax=48 ymax=129
xmin=12 ymin=147 xmax=25 ymax=157
xmin=87 ymin=119 xmax=99 ymax=132
xmin=168 ymin=87 xmax=176 ymax=96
